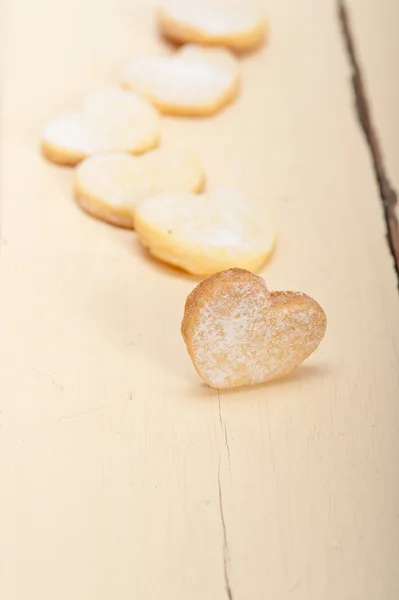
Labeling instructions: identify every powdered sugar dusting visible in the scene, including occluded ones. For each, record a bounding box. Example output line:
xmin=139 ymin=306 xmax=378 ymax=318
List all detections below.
xmin=122 ymin=45 xmax=239 ymax=110
xmin=188 ymin=273 xmax=327 ymax=389
xmin=134 ymin=187 xmax=276 ymax=275
xmin=160 ymin=1 xmax=264 ymax=36
xmin=43 ymin=113 xmax=92 ymax=153
xmin=42 ymin=89 xmax=160 ymax=158
xmin=76 ymin=149 xmax=204 ymax=208
xmin=82 ymin=89 xmax=159 ymax=153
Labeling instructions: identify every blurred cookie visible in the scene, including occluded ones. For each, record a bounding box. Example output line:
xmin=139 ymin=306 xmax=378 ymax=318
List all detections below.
xmin=122 ymin=45 xmax=240 ymax=116
xmin=134 ymin=187 xmax=276 ymax=275
xmin=158 ymin=1 xmax=267 ymax=53
xmin=42 ymin=89 xmax=160 ymax=166
xmin=74 ymin=149 xmax=205 ymax=228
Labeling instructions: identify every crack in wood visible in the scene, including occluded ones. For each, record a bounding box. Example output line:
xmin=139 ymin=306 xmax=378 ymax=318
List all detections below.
xmin=337 ymin=0 xmax=399 ymax=284
xmin=217 ymin=390 xmax=233 ymax=599
xmin=218 ymin=464 xmax=233 ymax=600
xmin=218 ymin=393 xmax=231 ymax=468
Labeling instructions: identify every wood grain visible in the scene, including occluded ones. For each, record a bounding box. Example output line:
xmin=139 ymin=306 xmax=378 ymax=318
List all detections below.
xmin=0 ymin=1 xmax=398 ymax=599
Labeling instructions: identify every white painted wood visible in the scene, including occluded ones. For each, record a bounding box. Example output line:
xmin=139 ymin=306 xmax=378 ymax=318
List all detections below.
xmin=0 ymin=1 xmax=398 ymax=599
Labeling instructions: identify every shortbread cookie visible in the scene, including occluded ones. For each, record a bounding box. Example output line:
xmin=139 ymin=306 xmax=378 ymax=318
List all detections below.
xmin=74 ymin=150 xmax=205 ymax=228
xmin=182 ymin=268 xmax=327 ymax=389
xmin=41 ymin=89 xmax=160 ymax=166
xmin=134 ymin=187 xmax=276 ymax=275
xmin=158 ymin=2 xmax=267 ymax=53
xmin=122 ymin=45 xmax=240 ymax=117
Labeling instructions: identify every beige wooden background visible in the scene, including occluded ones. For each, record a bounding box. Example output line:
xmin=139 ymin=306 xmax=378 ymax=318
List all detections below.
xmin=1 ymin=1 xmax=398 ymax=599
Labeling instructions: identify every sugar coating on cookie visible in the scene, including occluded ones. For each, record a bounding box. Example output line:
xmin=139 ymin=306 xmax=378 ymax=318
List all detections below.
xmin=182 ymin=269 xmax=327 ymax=389
xmin=122 ymin=45 xmax=240 ymax=116
xmin=158 ymin=1 xmax=267 ymax=52
xmin=41 ymin=89 xmax=160 ymax=166
xmin=74 ymin=149 xmax=205 ymax=228
xmin=42 ymin=113 xmax=91 ymax=165
xmin=133 ymin=187 xmax=276 ymax=275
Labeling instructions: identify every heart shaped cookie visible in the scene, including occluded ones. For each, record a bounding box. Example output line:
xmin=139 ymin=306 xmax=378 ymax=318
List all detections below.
xmin=157 ymin=1 xmax=267 ymax=53
xmin=74 ymin=149 xmax=205 ymax=228
xmin=122 ymin=45 xmax=240 ymax=116
xmin=133 ymin=187 xmax=276 ymax=275
xmin=182 ymin=269 xmax=327 ymax=389
xmin=41 ymin=89 xmax=160 ymax=166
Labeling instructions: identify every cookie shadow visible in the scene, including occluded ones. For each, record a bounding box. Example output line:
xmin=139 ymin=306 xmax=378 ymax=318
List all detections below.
xmin=215 ymin=362 xmax=332 ymax=399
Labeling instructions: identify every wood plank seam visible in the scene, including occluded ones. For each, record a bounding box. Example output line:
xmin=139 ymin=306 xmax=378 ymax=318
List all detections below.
xmin=337 ymin=0 xmax=399 ymax=284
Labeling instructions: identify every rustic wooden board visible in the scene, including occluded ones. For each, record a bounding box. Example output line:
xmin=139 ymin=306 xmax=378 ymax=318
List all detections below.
xmin=1 ymin=1 xmax=398 ymax=599
xmin=343 ymin=0 xmax=399 ymax=267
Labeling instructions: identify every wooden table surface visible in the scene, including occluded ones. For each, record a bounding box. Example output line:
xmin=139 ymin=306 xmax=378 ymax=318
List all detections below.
xmin=1 ymin=1 xmax=398 ymax=599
